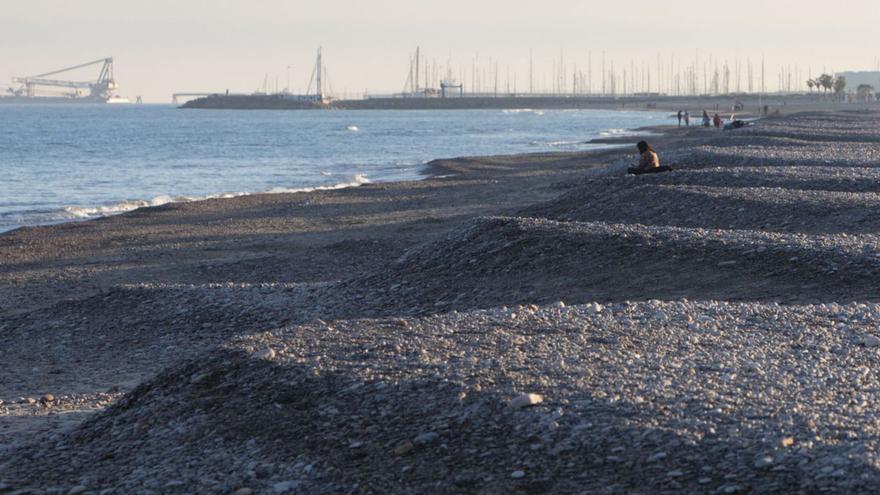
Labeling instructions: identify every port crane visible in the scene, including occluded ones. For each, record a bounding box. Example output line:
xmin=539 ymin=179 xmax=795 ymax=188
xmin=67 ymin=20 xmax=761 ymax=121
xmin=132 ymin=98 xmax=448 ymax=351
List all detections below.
xmin=10 ymin=58 xmax=118 ymax=99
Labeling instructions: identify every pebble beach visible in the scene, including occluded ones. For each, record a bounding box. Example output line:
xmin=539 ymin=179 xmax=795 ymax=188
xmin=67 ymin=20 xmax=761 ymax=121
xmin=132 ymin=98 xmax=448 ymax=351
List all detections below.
xmin=3 ymin=110 xmax=880 ymax=494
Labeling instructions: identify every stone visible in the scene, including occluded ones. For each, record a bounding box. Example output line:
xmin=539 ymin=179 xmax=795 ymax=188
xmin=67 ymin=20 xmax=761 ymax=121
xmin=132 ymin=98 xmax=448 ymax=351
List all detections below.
xmin=349 ymin=441 xmax=364 ymax=449
xmin=414 ymin=432 xmax=439 ymax=445
xmin=232 ymin=489 xmax=254 ymax=495
xmin=24 ymin=398 xmax=36 ymax=405
xmin=511 ymin=470 xmax=526 ymax=479
xmin=273 ymin=481 xmax=299 ymax=493
xmin=647 ymin=452 xmax=667 ymax=462
xmin=253 ymin=347 xmax=276 ymax=360
xmin=40 ymin=394 xmax=55 ymax=404
xmin=754 ymin=456 xmax=774 ymax=468
xmin=68 ymin=487 xmax=88 ymax=495
xmin=667 ymin=470 xmax=684 ymax=477
xmin=781 ymin=437 xmax=795 ymax=447
xmin=394 ymin=442 xmax=414 ymax=456
xmin=510 ymin=393 xmax=543 ymax=409
xmin=860 ymin=335 xmax=880 ymax=347
xmin=190 ymin=372 xmax=211 ymax=384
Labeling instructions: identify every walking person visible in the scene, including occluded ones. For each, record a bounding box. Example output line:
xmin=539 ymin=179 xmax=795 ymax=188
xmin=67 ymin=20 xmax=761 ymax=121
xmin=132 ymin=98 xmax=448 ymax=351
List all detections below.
xmin=677 ymin=110 xmax=683 ymax=127
xmin=684 ymin=111 xmax=690 ymax=126
xmin=702 ymin=110 xmax=711 ymax=127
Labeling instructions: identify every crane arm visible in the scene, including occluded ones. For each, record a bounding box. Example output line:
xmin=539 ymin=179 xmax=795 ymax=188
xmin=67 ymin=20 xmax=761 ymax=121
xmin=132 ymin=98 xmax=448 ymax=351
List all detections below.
xmin=11 ymin=77 xmax=93 ymax=89
xmin=28 ymin=58 xmax=112 ymax=79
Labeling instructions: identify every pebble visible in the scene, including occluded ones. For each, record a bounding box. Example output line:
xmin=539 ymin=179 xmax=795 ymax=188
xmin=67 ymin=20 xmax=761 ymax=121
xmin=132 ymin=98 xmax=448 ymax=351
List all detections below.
xmin=394 ymin=442 xmax=414 ymax=456
xmin=413 ymin=432 xmax=439 ymax=445
xmin=511 ymin=470 xmax=526 ymax=479
xmin=40 ymin=394 xmax=55 ymax=404
xmin=273 ymin=481 xmax=299 ymax=493
xmin=509 ymin=393 xmax=543 ymax=409
xmin=860 ymin=335 xmax=880 ymax=347
xmin=68 ymin=487 xmax=88 ymax=495
xmin=232 ymin=489 xmax=254 ymax=495
xmin=252 ymin=347 xmax=277 ymax=360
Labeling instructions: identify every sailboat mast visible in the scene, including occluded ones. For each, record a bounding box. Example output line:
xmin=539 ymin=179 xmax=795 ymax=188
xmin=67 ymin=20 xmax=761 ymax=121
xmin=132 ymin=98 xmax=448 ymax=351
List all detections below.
xmin=415 ymin=47 xmax=420 ymax=93
xmin=316 ymin=47 xmax=323 ymax=99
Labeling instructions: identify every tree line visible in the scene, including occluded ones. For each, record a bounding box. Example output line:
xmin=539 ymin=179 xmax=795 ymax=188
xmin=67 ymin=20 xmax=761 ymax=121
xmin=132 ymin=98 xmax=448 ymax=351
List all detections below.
xmin=807 ymin=74 xmax=876 ymax=101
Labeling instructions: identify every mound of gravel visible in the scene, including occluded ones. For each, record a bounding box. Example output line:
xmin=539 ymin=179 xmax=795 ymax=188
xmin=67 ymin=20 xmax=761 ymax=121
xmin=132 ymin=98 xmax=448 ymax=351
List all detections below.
xmin=742 ymin=112 xmax=880 ymax=143
xmin=528 ymin=178 xmax=880 ymax=234
xmin=689 ymin=141 xmax=880 ymax=168
xmin=326 ymin=216 xmax=880 ymax=317
xmin=0 ymin=283 xmax=301 ymax=400
xmin=6 ymin=300 xmax=880 ymax=494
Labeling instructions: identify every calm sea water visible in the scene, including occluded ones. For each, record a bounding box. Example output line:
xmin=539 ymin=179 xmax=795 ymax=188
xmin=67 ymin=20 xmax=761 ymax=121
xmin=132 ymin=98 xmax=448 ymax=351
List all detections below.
xmin=0 ymin=105 xmax=660 ymax=232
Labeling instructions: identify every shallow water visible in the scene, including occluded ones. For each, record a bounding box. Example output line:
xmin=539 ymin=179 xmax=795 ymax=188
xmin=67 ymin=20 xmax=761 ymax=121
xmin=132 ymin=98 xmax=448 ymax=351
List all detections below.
xmin=0 ymin=105 xmax=659 ymax=232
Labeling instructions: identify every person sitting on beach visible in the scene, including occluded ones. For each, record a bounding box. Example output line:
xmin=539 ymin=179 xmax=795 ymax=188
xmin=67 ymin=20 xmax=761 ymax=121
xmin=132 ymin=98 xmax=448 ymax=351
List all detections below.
xmin=702 ymin=110 xmax=711 ymax=127
xmin=628 ymin=141 xmax=673 ymax=175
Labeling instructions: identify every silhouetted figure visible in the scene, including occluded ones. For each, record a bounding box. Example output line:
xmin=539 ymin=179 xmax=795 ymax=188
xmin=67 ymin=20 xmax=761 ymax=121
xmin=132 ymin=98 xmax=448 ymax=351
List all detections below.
xmin=702 ymin=110 xmax=711 ymax=127
xmin=684 ymin=111 xmax=690 ymax=126
xmin=713 ymin=113 xmax=723 ymax=128
xmin=628 ymin=140 xmax=673 ymax=175
xmin=677 ymin=110 xmax=683 ymax=127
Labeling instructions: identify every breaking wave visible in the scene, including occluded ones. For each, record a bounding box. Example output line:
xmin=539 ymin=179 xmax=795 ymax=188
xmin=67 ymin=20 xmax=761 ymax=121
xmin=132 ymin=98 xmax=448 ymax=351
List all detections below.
xmin=63 ymin=174 xmax=371 ymax=221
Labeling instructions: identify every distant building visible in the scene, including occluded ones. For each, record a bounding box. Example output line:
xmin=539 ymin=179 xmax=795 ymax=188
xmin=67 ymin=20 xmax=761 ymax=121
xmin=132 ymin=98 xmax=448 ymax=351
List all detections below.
xmin=836 ymin=71 xmax=880 ymax=91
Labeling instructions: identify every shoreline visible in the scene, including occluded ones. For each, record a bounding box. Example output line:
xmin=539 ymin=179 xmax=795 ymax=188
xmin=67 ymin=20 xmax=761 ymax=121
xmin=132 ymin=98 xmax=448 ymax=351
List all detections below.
xmin=6 ymin=110 xmax=880 ymax=492
xmin=0 ymin=119 xmax=663 ymax=236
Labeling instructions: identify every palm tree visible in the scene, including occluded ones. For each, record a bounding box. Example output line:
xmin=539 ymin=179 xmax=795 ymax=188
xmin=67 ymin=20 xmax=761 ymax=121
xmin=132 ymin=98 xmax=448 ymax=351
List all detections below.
xmin=807 ymin=79 xmax=815 ymax=94
xmin=833 ymin=76 xmax=847 ymax=99
xmin=816 ymin=74 xmax=835 ymax=96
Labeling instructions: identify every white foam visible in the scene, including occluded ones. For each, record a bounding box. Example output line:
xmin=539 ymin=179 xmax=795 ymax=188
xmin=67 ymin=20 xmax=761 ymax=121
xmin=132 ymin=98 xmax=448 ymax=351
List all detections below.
xmin=501 ymin=109 xmax=544 ymax=116
xmin=61 ymin=174 xmax=371 ymax=221
xmin=347 ymin=125 xmax=360 ymax=132
xmin=599 ymin=128 xmax=634 ymax=137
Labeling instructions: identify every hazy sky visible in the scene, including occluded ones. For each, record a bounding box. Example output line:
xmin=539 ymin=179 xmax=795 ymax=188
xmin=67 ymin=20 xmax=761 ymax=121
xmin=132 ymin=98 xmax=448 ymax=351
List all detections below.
xmin=2 ymin=0 xmax=877 ymax=102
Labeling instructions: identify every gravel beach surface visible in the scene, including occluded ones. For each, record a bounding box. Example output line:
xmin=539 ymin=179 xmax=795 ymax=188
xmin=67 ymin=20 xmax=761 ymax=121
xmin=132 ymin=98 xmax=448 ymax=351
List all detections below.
xmin=3 ymin=111 xmax=880 ymax=493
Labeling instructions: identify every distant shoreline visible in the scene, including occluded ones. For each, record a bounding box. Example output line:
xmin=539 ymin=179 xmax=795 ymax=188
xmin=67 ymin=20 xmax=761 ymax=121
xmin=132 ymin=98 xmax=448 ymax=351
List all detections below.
xmin=180 ymin=92 xmax=878 ymax=116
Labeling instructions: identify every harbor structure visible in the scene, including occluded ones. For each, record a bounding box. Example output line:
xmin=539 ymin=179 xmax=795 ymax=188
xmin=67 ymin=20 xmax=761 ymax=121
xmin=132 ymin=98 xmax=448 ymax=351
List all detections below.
xmin=3 ymin=58 xmax=129 ymax=104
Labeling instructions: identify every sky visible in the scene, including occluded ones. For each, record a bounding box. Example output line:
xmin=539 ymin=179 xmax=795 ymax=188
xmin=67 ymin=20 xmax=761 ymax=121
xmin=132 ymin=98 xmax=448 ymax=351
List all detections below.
xmin=1 ymin=0 xmax=878 ymax=102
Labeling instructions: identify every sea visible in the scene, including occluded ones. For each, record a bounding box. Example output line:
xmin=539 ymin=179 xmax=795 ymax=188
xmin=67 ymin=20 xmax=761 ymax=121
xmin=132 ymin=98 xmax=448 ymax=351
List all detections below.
xmin=0 ymin=105 xmax=661 ymax=233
